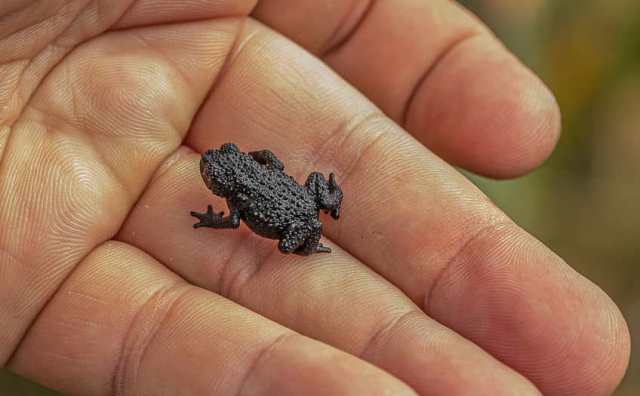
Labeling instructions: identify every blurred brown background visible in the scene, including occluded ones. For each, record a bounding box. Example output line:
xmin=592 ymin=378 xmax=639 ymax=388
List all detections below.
xmin=1 ymin=0 xmax=638 ymax=394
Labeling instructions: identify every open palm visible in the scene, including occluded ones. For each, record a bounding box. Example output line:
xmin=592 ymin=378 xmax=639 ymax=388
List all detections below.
xmin=0 ymin=1 xmax=629 ymax=395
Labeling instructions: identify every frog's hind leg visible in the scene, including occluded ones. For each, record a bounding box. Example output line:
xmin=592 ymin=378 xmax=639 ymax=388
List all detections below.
xmin=279 ymin=220 xmax=331 ymax=255
xmin=304 ymin=172 xmax=343 ymax=219
xmin=294 ymin=220 xmax=333 ymax=255
xmin=278 ymin=222 xmax=307 ymax=254
xmin=297 ymin=221 xmax=331 ymax=255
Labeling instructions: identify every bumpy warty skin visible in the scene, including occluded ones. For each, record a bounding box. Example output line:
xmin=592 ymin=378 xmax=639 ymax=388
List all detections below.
xmin=191 ymin=143 xmax=343 ymax=256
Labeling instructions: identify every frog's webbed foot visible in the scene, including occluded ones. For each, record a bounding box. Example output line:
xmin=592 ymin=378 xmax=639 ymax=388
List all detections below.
xmin=191 ymin=205 xmax=224 ymax=228
xmin=278 ymin=222 xmax=306 ymax=254
xmin=191 ymin=205 xmax=240 ymax=229
xmin=249 ymin=149 xmax=284 ymax=171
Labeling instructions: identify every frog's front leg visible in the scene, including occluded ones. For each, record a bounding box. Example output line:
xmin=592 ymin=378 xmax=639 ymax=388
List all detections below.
xmin=249 ymin=149 xmax=284 ymax=171
xmin=191 ymin=204 xmax=240 ymax=229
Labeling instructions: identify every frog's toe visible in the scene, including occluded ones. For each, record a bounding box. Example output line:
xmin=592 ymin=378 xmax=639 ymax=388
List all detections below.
xmin=191 ymin=205 xmax=224 ymax=228
xmin=316 ymin=244 xmax=332 ymax=253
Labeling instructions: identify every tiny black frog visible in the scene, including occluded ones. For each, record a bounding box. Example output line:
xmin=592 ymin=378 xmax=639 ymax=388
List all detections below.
xmin=191 ymin=143 xmax=343 ymax=255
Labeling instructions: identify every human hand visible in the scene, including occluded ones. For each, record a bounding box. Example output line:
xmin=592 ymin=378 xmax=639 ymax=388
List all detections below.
xmin=0 ymin=1 xmax=630 ymax=395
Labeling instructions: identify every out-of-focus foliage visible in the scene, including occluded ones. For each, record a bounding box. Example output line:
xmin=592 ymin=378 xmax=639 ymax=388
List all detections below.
xmin=461 ymin=1 xmax=640 ymax=395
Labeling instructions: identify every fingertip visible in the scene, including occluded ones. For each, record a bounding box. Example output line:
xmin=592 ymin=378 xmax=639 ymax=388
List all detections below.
xmin=533 ymin=278 xmax=631 ymax=396
xmin=479 ymin=70 xmax=562 ymax=179
xmin=428 ymin=223 xmax=631 ymax=396
xmin=572 ymin=288 xmax=631 ymax=396
xmin=406 ymin=34 xmax=561 ymax=179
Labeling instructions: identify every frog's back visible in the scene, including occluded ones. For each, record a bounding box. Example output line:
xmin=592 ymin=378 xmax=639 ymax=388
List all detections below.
xmin=231 ymin=154 xmax=318 ymax=237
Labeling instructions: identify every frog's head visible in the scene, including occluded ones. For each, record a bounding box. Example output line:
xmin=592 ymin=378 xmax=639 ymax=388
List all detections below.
xmin=200 ymin=143 xmax=240 ymax=198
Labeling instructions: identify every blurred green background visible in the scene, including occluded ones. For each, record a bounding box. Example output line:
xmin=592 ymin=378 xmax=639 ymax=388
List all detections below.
xmin=1 ymin=0 xmax=638 ymax=395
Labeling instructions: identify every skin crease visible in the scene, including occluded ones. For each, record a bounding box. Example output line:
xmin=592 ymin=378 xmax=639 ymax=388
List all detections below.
xmin=0 ymin=1 xmax=630 ymax=396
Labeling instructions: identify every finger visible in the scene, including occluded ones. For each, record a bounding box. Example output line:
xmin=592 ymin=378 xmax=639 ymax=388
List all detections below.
xmin=252 ymin=0 xmax=560 ymax=178
xmin=186 ymin=21 xmax=630 ymax=396
xmin=0 ymin=19 xmax=239 ymax=362
xmin=7 ymin=241 xmax=416 ymax=396
xmin=119 ymin=147 xmax=541 ymax=396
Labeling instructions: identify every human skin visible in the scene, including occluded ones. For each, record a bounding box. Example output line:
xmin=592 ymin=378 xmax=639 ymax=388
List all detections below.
xmin=0 ymin=1 xmax=630 ymax=396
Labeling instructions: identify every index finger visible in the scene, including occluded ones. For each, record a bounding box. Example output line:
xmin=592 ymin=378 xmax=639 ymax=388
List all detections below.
xmin=253 ymin=0 xmax=560 ymax=178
